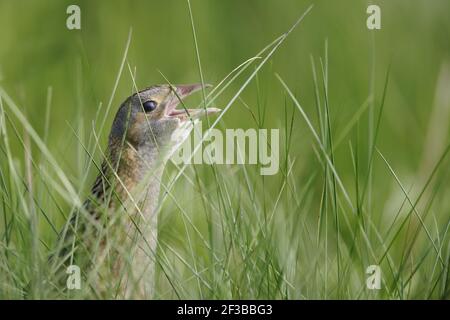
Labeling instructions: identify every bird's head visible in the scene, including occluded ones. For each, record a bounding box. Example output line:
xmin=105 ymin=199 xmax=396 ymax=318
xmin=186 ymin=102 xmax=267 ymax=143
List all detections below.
xmin=109 ymin=83 xmax=220 ymax=158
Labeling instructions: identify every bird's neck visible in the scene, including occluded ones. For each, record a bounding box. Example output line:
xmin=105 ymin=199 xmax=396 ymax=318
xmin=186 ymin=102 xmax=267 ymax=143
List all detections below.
xmin=86 ymin=140 xmax=166 ymax=298
xmin=90 ymin=139 xmax=168 ymax=219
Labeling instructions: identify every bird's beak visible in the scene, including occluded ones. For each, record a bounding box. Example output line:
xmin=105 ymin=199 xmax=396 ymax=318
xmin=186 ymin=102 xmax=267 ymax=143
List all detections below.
xmin=165 ymin=83 xmax=221 ymax=121
xmin=175 ymin=83 xmax=209 ymax=98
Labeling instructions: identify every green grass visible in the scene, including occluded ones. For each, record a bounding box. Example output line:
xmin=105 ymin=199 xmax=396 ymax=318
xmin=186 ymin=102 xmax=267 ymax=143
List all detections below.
xmin=1 ymin=0 xmax=450 ymax=299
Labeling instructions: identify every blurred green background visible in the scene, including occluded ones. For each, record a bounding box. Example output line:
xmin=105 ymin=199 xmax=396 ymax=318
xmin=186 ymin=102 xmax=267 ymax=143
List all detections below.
xmin=0 ymin=0 xmax=449 ymax=176
xmin=1 ymin=0 xmax=450 ymax=299
xmin=0 ymin=1 xmax=444 ymax=151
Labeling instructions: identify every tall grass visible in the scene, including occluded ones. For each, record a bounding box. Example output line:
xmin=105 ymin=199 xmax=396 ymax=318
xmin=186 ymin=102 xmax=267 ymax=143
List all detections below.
xmin=1 ymin=2 xmax=450 ymax=300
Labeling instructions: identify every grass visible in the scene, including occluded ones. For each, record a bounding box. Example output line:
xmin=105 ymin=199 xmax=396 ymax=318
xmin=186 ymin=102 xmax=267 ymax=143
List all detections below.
xmin=1 ymin=1 xmax=450 ymax=299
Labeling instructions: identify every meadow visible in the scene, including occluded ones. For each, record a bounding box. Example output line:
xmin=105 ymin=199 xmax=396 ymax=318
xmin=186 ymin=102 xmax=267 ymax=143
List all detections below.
xmin=0 ymin=0 xmax=450 ymax=299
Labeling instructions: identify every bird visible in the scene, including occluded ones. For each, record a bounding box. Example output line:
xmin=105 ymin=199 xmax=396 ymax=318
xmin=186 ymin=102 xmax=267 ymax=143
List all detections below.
xmin=52 ymin=83 xmax=220 ymax=299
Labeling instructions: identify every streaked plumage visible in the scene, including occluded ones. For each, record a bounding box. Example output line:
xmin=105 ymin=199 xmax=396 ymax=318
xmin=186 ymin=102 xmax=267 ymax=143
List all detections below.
xmin=52 ymin=84 xmax=220 ymax=298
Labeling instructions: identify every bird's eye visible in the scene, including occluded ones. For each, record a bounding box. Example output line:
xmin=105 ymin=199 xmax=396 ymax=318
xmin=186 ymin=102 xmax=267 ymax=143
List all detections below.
xmin=143 ymin=100 xmax=157 ymax=112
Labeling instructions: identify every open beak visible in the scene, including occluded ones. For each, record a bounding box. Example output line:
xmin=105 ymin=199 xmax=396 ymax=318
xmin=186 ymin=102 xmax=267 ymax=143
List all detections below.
xmin=165 ymin=83 xmax=221 ymax=121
